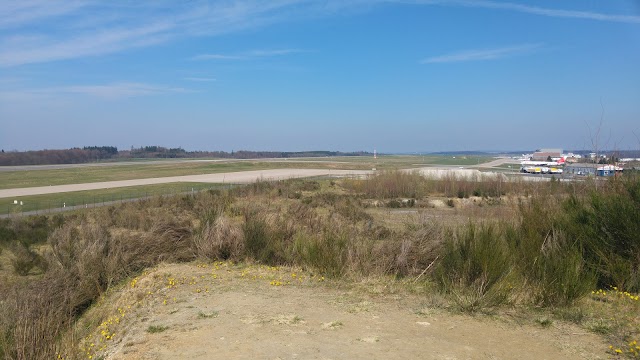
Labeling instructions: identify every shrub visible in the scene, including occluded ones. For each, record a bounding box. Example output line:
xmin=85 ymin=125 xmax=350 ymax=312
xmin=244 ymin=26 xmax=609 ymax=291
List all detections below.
xmin=434 ymin=224 xmax=513 ymax=312
xmin=534 ymin=243 xmax=595 ymax=306
xmin=242 ymin=215 xmax=284 ymax=264
xmin=383 ymin=218 xmax=444 ymax=277
xmin=567 ymin=177 xmax=640 ymax=291
xmin=1 ymin=209 xmax=197 ymax=359
xmin=0 ymin=225 xmax=16 ymax=246
xmin=292 ymin=231 xmax=348 ymax=278
xmin=503 ymin=195 xmax=596 ymax=306
xmin=334 ymin=198 xmax=372 ymax=222
xmin=386 ymin=200 xmax=402 ymax=208
xmin=146 ymin=325 xmax=168 ymax=334
xmin=343 ymin=170 xmax=427 ymax=198
xmin=194 ymin=215 xmax=244 ymax=261
xmin=9 ymin=242 xmax=47 ymax=276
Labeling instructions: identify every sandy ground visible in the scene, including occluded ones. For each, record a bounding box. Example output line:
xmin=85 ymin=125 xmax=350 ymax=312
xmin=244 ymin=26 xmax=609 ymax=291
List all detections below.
xmin=0 ymin=169 xmax=372 ymax=199
xmin=85 ymin=263 xmax=607 ymax=360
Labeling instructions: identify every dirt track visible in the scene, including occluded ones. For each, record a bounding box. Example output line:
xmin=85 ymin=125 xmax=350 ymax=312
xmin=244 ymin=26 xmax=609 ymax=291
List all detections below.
xmin=0 ymin=169 xmax=372 ymax=199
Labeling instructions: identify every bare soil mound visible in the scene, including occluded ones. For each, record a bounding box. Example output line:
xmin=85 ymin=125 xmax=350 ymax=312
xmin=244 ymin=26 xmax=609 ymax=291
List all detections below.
xmin=81 ymin=262 xmax=606 ymax=360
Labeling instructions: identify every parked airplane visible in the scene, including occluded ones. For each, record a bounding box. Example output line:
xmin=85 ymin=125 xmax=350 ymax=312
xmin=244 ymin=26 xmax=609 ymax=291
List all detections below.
xmin=520 ymin=157 xmax=565 ymax=167
xmin=520 ymin=157 xmax=565 ymax=174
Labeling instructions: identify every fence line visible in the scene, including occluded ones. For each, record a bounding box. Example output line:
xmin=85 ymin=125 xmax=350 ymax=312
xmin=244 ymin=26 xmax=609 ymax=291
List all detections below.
xmin=2 ymin=183 xmax=237 ymax=219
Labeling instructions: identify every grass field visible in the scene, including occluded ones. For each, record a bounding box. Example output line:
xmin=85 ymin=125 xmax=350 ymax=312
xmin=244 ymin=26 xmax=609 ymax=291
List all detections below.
xmin=322 ymin=155 xmax=493 ymax=166
xmin=1 ymin=182 xmax=224 ymax=214
xmin=0 ymin=155 xmax=496 ymax=190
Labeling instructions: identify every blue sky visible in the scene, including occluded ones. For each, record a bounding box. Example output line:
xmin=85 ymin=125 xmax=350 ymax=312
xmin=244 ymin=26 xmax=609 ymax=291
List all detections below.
xmin=1 ymin=1 xmax=639 ymax=153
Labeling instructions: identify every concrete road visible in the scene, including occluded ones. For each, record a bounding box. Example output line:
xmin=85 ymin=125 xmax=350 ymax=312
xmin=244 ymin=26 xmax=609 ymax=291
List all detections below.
xmin=471 ymin=157 xmax=519 ymax=168
xmin=0 ymin=168 xmax=372 ymax=199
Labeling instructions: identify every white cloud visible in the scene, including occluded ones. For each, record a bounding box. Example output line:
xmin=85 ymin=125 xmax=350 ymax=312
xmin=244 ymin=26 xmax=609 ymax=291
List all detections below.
xmin=422 ymin=43 xmax=543 ymax=64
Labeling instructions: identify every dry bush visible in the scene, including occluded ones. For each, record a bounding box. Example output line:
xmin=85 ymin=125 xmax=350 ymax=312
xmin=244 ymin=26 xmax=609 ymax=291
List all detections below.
xmin=103 ymin=202 xmax=153 ymax=230
xmin=1 ymin=209 xmax=196 ymax=359
xmin=371 ymin=218 xmax=445 ymax=277
xmin=6 ymin=241 xmax=47 ymax=276
xmin=285 ymin=202 xmax=323 ymax=231
xmin=343 ymin=170 xmax=427 ymax=198
xmin=194 ymin=215 xmax=244 ymax=261
xmin=1 ymin=276 xmax=76 ymax=360
xmin=395 ymin=219 xmax=445 ymax=276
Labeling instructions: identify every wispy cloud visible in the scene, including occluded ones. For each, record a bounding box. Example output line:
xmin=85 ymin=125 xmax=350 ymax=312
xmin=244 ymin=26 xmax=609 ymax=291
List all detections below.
xmin=59 ymin=82 xmax=188 ymax=98
xmin=0 ymin=21 xmax=174 ymax=67
xmin=184 ymin=77 xmax=216 ymax=82
xmin=0 ymin=1 xmax=637 ymax=67
xmin=422 ymin=43 xmax=543 ymax=64
xmin=246 ymin=49 xmax=305 ymax=57
xmin=190 ymin=54 xmax=243 ymax=61
xmin=0 ymin=1 xmax=313 ymax=67
xmin=449 ymin=0 xmax=640 ymax=24
xmin=0 ymin=82 xmax=188 ymax=101
xmin=191 ymin=48 xmax=306 ymax=61
xmin=0 ymin=0 xmax=88 ymax=29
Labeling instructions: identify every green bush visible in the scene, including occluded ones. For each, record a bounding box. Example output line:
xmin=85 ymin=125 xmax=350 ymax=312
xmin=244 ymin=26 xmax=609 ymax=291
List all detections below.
xmin=559 ymin=177 xmax=640 ymax=291
xmin=507 ymin=196 xmax=596 ymax=306
xmin=434 ymin=224 xmax=513 ymax=312
xmin=242 ymin=216 xmax=286 ymax=265
xmin=292 ymin=231 xmax=348 ymax=278
xmin=534 ymin=243 xmax=596 ymax=306
xmin=386 ymin=200 xmax=402 ymax=208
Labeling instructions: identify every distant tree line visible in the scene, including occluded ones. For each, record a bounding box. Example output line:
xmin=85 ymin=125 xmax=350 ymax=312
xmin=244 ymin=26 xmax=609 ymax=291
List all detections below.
xmin=118 ymin=146 xmax=370 ymax=160
xmin=0 ymin=146 xmax=370 ymax=166
xmin=0 ymin=147 xmax=119 ymax=166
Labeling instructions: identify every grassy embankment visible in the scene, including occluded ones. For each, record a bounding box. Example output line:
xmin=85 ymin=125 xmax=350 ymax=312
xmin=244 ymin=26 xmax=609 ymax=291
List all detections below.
xmin=1 ymin=170 xmax=636 ymax=359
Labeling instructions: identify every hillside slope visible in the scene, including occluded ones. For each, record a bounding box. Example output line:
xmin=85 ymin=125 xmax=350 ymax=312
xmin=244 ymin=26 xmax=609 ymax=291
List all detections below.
xmin=76 ymin=262 xmax=606 ymax=360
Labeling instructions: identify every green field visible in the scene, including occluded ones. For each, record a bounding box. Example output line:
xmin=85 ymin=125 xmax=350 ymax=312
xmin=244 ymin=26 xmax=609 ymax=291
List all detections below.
xmin=1 ymin=182 xmax=224 ymax=215
xmin=0 ymin=160 xmax=368 ymax=190
xmin=0 ymin=155 xmax=497 ymax=190
xmin=317 ymin=155 xmax=494 ymax=166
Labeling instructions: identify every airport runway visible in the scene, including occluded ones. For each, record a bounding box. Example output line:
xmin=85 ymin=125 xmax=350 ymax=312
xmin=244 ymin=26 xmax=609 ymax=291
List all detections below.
xmin=0 ymin=158 xmax=356 ymax=172
xmin=0 ymin=168 xmax=372 ymax=199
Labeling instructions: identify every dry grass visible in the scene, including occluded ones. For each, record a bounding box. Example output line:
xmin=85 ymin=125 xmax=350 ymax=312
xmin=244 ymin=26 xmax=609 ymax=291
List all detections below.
xmin=0 ymin=173 xmax=637 ymax=359
xmin=194 ymin=215 xmax=244 ymax=261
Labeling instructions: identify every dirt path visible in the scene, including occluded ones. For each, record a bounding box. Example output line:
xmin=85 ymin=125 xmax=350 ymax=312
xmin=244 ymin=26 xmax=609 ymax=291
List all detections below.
xmin=0 ymin=169 xmax=371 ymax=199
xmin=84 ymin=263 xmax=606 ymax=360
